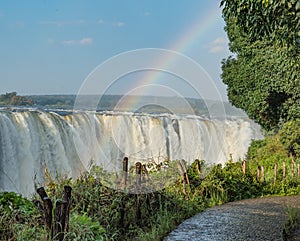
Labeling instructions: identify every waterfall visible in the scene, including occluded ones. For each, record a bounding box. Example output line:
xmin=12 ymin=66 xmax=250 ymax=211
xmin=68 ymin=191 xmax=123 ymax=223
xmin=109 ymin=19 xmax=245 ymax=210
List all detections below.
xmin=0 ymin=109 xmax=262 ymax=196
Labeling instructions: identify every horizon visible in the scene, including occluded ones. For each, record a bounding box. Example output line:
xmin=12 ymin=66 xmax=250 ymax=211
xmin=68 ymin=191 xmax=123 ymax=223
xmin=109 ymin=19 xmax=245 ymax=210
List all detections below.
xmin=22 ymin=93 xmax=233 ymax=103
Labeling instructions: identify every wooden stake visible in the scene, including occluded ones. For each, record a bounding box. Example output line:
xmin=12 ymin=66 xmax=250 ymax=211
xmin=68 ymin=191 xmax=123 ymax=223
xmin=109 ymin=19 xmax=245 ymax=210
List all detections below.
xmin=61 ymin=186 xmax=72 ymax=233
xmin=142 ymin=164 xmax=150 ymax=182
xmin=177 ymin=161 xmax=186 ymax=184
xmin=283 ymin=161 xmax=286 ymax=180
xmin=181 ymin=160 xmax=190 ymax=185
xmin=242 ymin=161 xmax=246 ymax=174
xmin=292 ymin=159 xmax=295 ymax=177
xmin=135 ymin=162 xmax=142 ymax=190
xmin=37 ymin=187 xmax=53 ymax=237
xmin=119 ymin=158 xmax=128 ymax=228
xmin=274 ymin=164 xmax=277 ymax=185
xmin=121 ymin=157 xmax=128 ymax=190
xmin=177 ymin=161 xmax=186 ymax=194
xmin=36 ymin=186 xmax=72 ymax=241
xmin=195 ymin=159 xmax=201 ymax=180
xmin=298 ymin=163 xmax=300 ymax=178
xmin=261 ymin=166 xmax=265 ymax=182
xmin=256 ymin=166 xmax=261 ymax=182
xmin=135 ymin=162 xmax=142 ymax=224
xmin=53 ymin=200 xmax=63 ymax=240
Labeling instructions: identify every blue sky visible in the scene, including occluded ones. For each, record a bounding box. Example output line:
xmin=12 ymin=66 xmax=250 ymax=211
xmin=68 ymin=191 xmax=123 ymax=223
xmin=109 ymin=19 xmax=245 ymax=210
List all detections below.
xmin=0 ymin=1 xmax=231 ymax=100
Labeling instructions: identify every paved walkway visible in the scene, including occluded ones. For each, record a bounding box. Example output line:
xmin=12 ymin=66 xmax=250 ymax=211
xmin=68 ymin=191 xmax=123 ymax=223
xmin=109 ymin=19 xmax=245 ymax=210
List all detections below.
xmin=165 ymin=195 xmax=300 ymax=241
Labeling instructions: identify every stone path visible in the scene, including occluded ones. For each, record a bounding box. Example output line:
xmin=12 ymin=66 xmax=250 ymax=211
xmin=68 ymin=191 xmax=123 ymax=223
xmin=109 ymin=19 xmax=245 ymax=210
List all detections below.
xmin=165 ymin=195 xmax=300 ymax=241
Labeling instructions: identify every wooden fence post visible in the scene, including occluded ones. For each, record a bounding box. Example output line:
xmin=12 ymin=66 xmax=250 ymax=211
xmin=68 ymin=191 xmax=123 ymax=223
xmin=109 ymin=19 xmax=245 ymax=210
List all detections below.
xmin=36 ymin=186 xmax=72 ymax=241
xmin=195 ymin=159 xmax=201 ymax=180
xmin=177 ymin=161 xmax=186 ymax=184
xmin=274 ymin=164 xmax=277 ymax=185
xmin=261 ymin=166 xmax=265 ymax=182
xmin=177 ymin=161 xmax=187 ymax=194
xmin=136 ymin=162 xmax=142 ymax=190
xmin=298 ymin=163 xmax=300 ymax=178
xmin=53 ymin=200 xmax=63 ymax=240
xmin=119 ymin=157 xmax=128 ymax=228
xmin=37 ymin=187 xmax=53 ymax=238
xmin=61 ymin=186 xmax=72 ymax=233
xmin=142 ymin=164 xmax=150 ymax=181
xmin=292 ymin=159 xmax=295 ymax=177
xmin=142 ymin=164 xmax=151 ymax=212
xmin=121 ymin=157 xmax=128 ymax=190
xmin=181 ymin=160 xmax=190 ymax=185
xmin=135 ymin=162 xmax=142 ymax=224
xmin=283 ymin=161 xmax=286 ymax=180
xmin=256 ymin=166 xmax=261 ymax=182
xmin=242 ymin=161 xmax=246 ymax=175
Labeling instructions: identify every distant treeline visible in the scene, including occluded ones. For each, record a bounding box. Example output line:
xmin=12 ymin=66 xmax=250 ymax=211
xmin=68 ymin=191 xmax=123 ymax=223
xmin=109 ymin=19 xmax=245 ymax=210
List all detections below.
xmin=0 ymin=92 xmax=245 ymax=117
xmin=28 ymin=94 xmax=209 ymax=113
xmin=0 ymin=92 xmax=34 ymax=106
xmin=29 ymin=95 xmax=75 ymax=108
xmin=29 ymin=94 xmax=123 ymax=109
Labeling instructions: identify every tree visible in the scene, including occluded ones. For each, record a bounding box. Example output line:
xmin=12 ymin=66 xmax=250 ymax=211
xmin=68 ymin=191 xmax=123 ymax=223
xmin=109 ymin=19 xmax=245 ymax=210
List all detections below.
xmin=221 ymin=0 xmax=300 ymax=47
xmin=0 ymin=92 xmax=34 ymax=106
xmin=220 ymin=0 xmax=300 ymax=130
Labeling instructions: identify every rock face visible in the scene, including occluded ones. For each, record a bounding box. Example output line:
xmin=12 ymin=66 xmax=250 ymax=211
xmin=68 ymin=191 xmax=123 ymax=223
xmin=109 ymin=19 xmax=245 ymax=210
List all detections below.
xmin=165 ymin=195 xmax=300 ymax=241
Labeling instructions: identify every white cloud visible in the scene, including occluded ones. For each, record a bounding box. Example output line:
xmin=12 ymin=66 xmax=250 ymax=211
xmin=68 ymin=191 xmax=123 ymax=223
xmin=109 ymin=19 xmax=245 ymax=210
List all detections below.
xmin=209 ymin=37 xmax=228 ymax=53
xmin=213 ymin=37 xmax=226 ymax=45
xmin=115 ymin=21 xmax=125 ymax=27
xmin=62 ymin=40 xmax=76 ymax=45
xmin=97 ymin=19 xmax=104 ymax=24
xmin=144 ymin=12 xmax=151 ymax=16
xmin=79 ymin=38 xmax=93 ymax=45
xmin=62 ymin=38 xmax=93 ymax=46
xmin=209 ymin=45 xmax=225 ymax=53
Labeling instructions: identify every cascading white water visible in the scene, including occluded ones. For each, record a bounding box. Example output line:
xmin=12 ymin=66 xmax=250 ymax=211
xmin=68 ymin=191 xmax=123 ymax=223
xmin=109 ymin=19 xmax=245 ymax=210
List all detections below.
xmin=0 ymin=109 xmax=262 ymax=196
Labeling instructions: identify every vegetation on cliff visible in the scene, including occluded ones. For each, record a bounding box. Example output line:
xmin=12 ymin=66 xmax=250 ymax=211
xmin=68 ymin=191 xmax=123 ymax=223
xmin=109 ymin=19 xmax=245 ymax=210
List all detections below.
xmin=0 ymin=92 xmax=34 ymax=106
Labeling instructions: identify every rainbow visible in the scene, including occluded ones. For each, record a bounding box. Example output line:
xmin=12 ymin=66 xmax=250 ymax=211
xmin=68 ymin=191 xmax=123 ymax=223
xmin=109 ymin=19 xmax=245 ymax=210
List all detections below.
xmin=115 ymin=3 xmax=222 ymax=110
xmin=170 ymin=4 xmax=221 ymax=53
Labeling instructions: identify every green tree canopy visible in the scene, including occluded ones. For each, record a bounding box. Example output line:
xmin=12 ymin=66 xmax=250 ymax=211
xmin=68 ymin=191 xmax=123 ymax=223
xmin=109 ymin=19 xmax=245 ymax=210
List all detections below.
xmin=221 ymin=0 xmax=300 ymax=130
xmin=221 ymin=0 xmax=300 ymax=47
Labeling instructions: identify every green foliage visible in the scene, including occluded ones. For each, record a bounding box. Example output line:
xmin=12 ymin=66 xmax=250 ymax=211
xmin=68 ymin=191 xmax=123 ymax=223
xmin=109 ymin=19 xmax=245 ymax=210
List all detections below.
xmin=196 ymin=160 xmax=260 ymax=204
xmin=246 ymin=134 xmax=300 ymax=196
xmin=221 ymin=0 xmax=300 ymax=46
xmin=247 ymin=135 xmax=287 ymax=163
xmin=0 ymin=92 xmax=34 ymax=106
xmin=66 ymin=213 xmax=106 ymax=241
xmin=221 ymin=0 xmax=300 ymax=131
xmin=0 ymin=192 xmax=37 ymax=215
xmin=29 ymin=95 xmax=76 ymax=108
xmin=279 ymin=119 xmax=300 ymax=157
xmin=0 ymin=192 xmax=45 ymax=240
xmin=283 ymin=206 xmax=300 ymax=240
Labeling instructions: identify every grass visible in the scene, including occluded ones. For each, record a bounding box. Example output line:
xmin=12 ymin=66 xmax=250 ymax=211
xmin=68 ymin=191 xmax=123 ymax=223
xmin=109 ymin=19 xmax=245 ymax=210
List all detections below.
xmin=283 ymin=206 xmax=300 ymax=240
